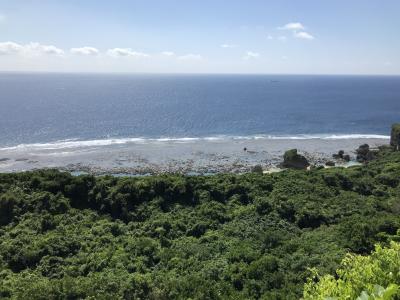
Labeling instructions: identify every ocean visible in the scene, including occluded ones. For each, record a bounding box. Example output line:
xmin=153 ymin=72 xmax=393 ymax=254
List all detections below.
xmin=0 ymin=73 xmax=398 ymax=174
xmin=1 ymin=73 xmax=399 ymax=147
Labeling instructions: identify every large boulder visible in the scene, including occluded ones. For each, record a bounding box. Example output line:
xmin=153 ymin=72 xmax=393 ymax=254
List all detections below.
xmin=390 ymin=123 xmax=400 ymax=150
xmin=332 ymin=150 xmax=345 ymax=159
xmin=281 ymin=149 xmax=309 ymax=169
xmin=356 ymin=144 xmax=377 ymax=162
xmin=356 ymin=144 xmax=369 ymax=162
xmin=357 ymin=143 xmax=369 ymax=155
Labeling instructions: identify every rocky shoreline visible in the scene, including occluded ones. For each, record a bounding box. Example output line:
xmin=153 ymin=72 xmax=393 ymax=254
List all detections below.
xmin=0 ymin=137 xmax=389 ymax=176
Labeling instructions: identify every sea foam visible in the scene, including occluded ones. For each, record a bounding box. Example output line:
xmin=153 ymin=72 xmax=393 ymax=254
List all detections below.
xmin=0 ymin=134 xmax=389 ymax=151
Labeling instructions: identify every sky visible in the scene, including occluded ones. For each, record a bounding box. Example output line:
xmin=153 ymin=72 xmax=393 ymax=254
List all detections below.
xmin=0 ymin=0 xmax=399 ymax=74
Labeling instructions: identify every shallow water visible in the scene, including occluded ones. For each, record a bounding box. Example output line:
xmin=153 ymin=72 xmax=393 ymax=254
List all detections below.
xmin=0 ymin=136 xmax=388 ymax=174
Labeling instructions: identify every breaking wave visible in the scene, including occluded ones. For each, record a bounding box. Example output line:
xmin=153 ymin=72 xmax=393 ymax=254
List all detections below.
xmin=0 ymin=134 xmax=390 ymax=151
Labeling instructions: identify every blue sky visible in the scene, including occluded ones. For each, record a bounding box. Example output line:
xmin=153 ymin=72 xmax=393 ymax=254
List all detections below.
xmin=0 ymin=0 xmax=399 ymax=74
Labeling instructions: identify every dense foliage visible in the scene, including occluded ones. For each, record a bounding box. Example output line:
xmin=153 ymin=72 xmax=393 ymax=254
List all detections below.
xmin=304 ymin=241 xmax=400 ymax=299
xmin=0 ymin=148 xmax=400 ymax=299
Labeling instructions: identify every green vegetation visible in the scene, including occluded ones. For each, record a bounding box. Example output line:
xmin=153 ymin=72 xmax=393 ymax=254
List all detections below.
xmin=304 ymin=241 xmax=400 ymax=299
xmin=0 ymin=148 xmax=400 ymax=299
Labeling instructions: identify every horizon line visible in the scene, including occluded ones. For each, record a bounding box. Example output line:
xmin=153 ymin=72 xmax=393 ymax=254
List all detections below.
xmin=0 ymin=70 xmax=400 ymax=77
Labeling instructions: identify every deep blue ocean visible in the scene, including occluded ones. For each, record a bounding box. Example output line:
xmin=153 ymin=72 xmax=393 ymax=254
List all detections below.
xmin=0 ymin=73 xmax=399 ymax=147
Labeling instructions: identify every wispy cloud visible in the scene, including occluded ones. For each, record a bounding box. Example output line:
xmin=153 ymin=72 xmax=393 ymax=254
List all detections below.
xmin=0 ymin=41 xmax=64 ymax=56
xmin=178 ymin=54 xmax=202 ymax=61
xmin=0 ymin=42 xmax=23 ymax=55
xmin=266 ymin=35 xmax=273 ymax=40
xmin=34 ymin=43 xmax=64 ymax=55
xmin=0 ymin=42 xmax=200 ymax=62
xmin=0 ymin=14 xmax=5 ymax=22
xmin=243 ymin=51 xmax=260 ymax=60
xmin=279 ymin=22 xmax=305 ymax=31
xmin=107 ymin=48 xmax=149 ymax=58
xmin=70 ymin=46 xmax=99 ymax=56
xmin=278 ymin=22 xmax=315 ymax=41
xmin=221 ymin=44 xmax=238 ymax=48
xmin=161 ymin=51 xmax=175 ymax=56
xmin=294 ymin=31 xmax=314 ymax=40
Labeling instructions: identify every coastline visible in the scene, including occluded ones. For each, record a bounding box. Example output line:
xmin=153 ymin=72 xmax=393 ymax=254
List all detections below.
xmin=0 ymin=136 xmax=389 ymax=175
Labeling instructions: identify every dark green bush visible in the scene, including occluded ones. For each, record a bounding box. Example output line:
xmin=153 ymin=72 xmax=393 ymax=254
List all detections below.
xmin=0 ymin=149 xmax=400 ymax=299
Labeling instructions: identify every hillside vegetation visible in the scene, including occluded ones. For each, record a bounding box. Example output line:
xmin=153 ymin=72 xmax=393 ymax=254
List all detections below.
xmin=1 ymin=148 xmax=400 ymax=299
xmin=304 ymin=241 xmax=400 ymax=299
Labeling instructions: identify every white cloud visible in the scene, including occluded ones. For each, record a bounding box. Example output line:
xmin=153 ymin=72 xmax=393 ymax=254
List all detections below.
xmin=107 ymin=48 xmax=149 ymax=58
xmin=294 ymin=31 xmax=314 ymax=40
xmin=0 ymin=41 xmax=23 ymax=55
xmin=161 ymin=51 xmax=175 ymax=56
xmin=0 ymin=41 xmax=64 ymax=56
xmin=266 ymin=35 xmax=273 ymax=40
xmin=279 ymin=22 xmax=305 ymax=31
xmin=178 ymin=54 xmax=202 ymax=61
xmin=70 ymin=46 xmax=99 ymax=56
xmin=221 ymin=44 xmax=238 ymax=48
xmin=278 ymin=22 xmax=316 ymax=40
xmin=282 ymin=55 xmax=288 ymax=60
xmin=243 ymin=51 xmax=260 ymax=60
xmin=0 ymin=14 xmax=5 ymax=22
xmin=32 ymin=43 xmax=64 ymax=55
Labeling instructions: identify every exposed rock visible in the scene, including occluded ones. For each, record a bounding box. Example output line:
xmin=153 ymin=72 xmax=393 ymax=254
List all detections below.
xmin=356 ymin=144 xmax=377 ymax=163
xmin=356 ymin=144 xmax=369 ymax=162
xmin=390 ymin=123 xmax=400 ymax=150
xmin=357 ymin=144 xmax=370 ymax=156
xmin=281 ymin=149 xmax=309 ymax=169
xmin=343 ymin=154 xmax=351 ymax=162
xmin=325 ymin=161 xmax=335 ymax=167
xmin=333 ymin=150 xmax=345 ymax=159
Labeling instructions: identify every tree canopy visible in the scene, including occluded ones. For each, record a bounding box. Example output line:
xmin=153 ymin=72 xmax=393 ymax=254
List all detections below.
xmin=304 ymin=241 xmax=400 ymax=299
xmin=0 ymin=147 xmax=399 ymax=299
